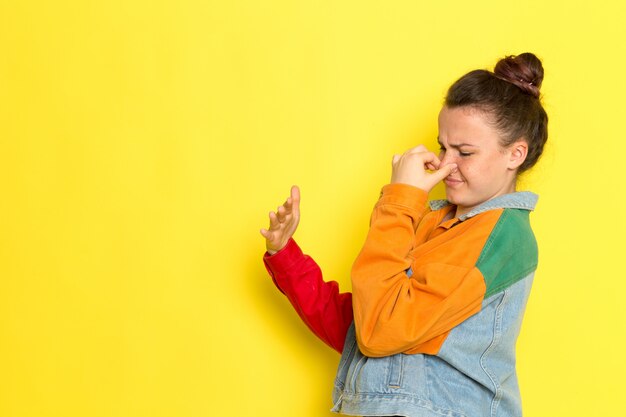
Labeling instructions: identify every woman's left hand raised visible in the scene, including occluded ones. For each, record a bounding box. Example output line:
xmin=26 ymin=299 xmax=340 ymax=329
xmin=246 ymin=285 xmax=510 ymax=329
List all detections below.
xmin=260 ymin=185 xmax=301 ymax=255
xmin=390 ymin=145 xmax=457 ymax=192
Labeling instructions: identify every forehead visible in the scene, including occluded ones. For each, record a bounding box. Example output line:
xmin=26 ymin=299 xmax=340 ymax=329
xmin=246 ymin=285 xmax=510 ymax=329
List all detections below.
xmin=437 ymin=106 xmax=501 ymax=145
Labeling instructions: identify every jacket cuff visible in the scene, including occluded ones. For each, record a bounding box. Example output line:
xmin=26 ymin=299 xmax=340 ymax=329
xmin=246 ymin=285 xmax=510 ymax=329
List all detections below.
xmin=263 ymin=238 xmax=303 ymax=272
xmin=378 ymin=183 xmax=429 ymax=210
xmin=263 ymin=238 xmax=304 ymax=293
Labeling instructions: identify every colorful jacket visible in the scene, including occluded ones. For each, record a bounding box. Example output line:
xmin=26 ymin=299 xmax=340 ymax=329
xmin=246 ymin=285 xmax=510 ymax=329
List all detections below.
xmin=263 ymin=184 xmax=539 ymax=417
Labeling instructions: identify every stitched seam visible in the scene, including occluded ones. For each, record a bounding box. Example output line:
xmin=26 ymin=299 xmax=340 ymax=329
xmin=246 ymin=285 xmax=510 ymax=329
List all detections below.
xmin=476 ymin=210 xmax=507 ymax=266
xmin=387 ymin=354 xmax=404 ymax=388
xmin=349 ymin=354 xmax=368 ymax=393
xmin=336 ymin=391 xmax=468 ymax=417
xmin=480 ymin=290 xmax=508 ymax=417
xmin=485 ymin=266 xmax=537 ymax=299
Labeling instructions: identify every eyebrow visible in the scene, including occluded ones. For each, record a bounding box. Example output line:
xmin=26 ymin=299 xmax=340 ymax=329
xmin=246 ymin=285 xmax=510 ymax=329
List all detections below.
xmin=437 ymin=137 xmax=478 ymax=148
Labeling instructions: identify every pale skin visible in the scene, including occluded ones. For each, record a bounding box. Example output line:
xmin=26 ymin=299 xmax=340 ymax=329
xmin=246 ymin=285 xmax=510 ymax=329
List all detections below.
xmin=436 ymin=106 xmax=528 ymax=218
xmin=260 ymin=185 xmax=301 ymax=255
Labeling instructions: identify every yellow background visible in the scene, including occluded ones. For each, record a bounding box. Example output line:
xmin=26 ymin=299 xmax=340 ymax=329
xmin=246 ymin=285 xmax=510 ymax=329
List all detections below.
xmin=1 ymin=1 xmax=625 ymax=416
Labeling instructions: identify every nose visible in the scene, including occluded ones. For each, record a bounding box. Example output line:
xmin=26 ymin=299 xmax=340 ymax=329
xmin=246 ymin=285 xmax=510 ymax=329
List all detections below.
xmin=439 ymin=150 xmax=455 ymax=167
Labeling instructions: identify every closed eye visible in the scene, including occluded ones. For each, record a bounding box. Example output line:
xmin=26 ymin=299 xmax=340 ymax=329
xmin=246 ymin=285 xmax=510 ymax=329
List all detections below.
xmin=440 ymin=146 xmax=471 ymax=157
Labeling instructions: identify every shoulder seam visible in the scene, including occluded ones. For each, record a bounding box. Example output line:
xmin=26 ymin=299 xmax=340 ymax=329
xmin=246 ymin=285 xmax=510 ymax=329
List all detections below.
xmin=476 ymin=209 xmax=538 ymax=299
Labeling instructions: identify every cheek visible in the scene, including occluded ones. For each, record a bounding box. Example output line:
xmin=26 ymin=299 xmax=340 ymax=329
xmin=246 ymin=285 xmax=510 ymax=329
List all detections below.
xmin=463 ymin=154 xmax=500 ymax=178
xmin=455 ymin=161 xmax=472 ymax=179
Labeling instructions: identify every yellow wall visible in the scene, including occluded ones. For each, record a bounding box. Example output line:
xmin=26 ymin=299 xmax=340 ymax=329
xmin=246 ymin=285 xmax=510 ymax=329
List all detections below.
xmin=1 ymin=1 xmax=624 ymax=416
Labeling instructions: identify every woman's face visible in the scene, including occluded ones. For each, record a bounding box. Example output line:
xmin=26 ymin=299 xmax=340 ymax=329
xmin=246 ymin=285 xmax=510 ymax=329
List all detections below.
xmin=437 ymin=105 xmax=525 ymax=218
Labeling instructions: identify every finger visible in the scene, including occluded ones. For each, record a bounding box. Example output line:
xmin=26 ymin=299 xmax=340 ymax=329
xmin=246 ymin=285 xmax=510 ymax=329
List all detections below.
xmin=392 ymin=154 xmax=400 ymax=165
xmin=290 ymin=185 xmax=301 ymax=216
xmin=282 ymin=197 xmax=291 ymax=210
xmin=268 ymin=211 xmax=280 ymax=230
xmin=278 ymin=210 xmax=293 ymax=225
xmin=268 ymin=211 xmax=277 ymax=229
xmin=277 ymin=205 xmax=286 ymax=222
xmin=290 ymin=185 xmax=300 ymax=203
xmin=260 ymin=228 xmax=277 ymax=242
xmin=430 ymin=163 xmax=458 ymax=183
xmin=283 ymin=194 xmax=294 ymax=209
xmin=281 ymin=201 xmax=292 ymax=218
xmin=419 ymin=152 xmax=441 ymax=168
xmin=282 ymin=186 xmax=300 ymax=214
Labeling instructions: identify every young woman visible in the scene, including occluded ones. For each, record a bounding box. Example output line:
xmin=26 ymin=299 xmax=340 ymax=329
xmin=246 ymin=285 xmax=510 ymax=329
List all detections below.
xmin=260 ymin=53 xmax=548 ymax=417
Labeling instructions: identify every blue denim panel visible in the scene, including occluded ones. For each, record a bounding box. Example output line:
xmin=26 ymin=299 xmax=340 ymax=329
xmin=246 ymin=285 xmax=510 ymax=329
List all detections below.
xmin=332 ymin=274 xmax=534 ymax=417
xmin=432 ymin=274 xmax=534 ymax=417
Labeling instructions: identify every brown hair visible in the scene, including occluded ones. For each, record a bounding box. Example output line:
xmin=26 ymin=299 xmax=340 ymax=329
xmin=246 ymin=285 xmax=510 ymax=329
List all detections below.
xmin=445 ymin=53 xmax=548 ymax=173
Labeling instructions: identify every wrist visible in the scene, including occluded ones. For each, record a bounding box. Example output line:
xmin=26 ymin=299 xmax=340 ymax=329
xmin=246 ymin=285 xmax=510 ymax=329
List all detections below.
xmin=266 ymin=240 xmax=288 ymax=256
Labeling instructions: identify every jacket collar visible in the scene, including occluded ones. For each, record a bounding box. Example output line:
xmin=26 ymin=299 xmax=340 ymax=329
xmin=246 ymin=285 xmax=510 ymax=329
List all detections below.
xmin=429 ymin=191 xmax=539 ymax=221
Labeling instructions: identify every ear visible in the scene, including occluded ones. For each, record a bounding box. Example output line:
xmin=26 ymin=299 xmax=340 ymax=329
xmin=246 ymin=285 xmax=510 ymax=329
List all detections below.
xmin=507 ymin=140 xmax=528 ymax=170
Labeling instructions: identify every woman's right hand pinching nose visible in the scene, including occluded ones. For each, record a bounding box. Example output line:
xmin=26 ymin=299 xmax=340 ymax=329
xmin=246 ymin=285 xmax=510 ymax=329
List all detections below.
xmin=260 ymin=185 xmax=301 ymax=255
xmin=391 ymin=145 xmax=457 ymax=192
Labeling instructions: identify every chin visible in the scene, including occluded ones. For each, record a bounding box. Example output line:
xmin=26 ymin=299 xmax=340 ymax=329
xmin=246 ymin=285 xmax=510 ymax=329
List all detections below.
xmin=444 ymin=190 xmax=462 ymax=205
xmin=445 ymin=191 xmax=475 ymax=211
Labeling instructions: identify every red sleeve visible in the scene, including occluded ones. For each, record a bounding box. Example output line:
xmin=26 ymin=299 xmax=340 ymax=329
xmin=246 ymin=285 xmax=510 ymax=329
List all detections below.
xmin=263 ymin=238 xmax=353 ymax=354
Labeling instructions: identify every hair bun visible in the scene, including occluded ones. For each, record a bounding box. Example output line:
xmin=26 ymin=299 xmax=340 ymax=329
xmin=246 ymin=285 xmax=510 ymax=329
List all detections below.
xmin=493 ymin=53 xmax=544 ymax=99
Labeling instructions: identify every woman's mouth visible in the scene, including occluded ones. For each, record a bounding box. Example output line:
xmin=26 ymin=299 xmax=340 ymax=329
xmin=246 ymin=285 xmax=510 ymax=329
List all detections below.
xmin=444 ymin=177 xmax=463 ymax=187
